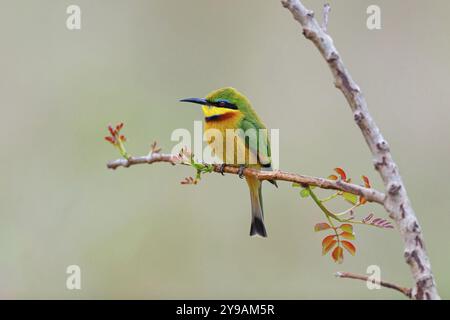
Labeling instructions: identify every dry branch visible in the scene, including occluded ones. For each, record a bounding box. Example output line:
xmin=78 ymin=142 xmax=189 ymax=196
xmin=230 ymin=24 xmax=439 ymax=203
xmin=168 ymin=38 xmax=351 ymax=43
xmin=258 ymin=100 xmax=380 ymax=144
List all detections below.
xmin=107 ymin=152 xmax=385 ymax=204
xmin=335 ymin=272 xmax=412 ymax=298
xmin=281 ymin=0 xmax=439 ymax=299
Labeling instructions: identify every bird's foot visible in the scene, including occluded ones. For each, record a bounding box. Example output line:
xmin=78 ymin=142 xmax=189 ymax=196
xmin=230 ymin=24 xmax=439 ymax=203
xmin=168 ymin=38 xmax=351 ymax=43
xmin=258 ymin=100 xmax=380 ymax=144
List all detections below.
xmin=237 ymin=165 xmax=246 ymax=179
xmin=218 ymin=163 xmax=226 ymax=176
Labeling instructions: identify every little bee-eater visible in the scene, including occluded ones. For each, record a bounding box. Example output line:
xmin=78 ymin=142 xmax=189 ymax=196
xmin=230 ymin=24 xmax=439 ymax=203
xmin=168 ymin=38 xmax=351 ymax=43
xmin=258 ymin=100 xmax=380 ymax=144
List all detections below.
xmin=180 ymin=87 xmax=277 ymax=237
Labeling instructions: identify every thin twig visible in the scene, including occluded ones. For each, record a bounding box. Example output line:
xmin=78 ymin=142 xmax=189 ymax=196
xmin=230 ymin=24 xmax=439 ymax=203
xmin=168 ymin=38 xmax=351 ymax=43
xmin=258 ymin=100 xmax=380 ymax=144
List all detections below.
xmin=321 ymin=3 xmax=331 ymax=32
xmin=281 ymin=0 xmax=439 ymax=299
xmin=107 ymin=152 xmax=386 ymax=204
xmin=335 ymin=271 xmax=412 ymax=298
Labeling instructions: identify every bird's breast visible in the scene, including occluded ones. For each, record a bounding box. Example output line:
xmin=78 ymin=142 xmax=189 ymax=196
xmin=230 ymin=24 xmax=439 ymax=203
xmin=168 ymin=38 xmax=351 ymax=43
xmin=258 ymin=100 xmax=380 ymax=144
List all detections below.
xmin=203 ymin=112 xmax=258 ymax=166
xmin=204 ymin=111 xmax=243 ymax=133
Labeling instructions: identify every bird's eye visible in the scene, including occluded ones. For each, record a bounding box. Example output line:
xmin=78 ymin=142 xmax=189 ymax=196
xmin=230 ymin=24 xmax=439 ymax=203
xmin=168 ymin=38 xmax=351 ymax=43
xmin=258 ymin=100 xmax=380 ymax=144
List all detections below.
xmin=218 ymin=101 xmax=225 ymax=107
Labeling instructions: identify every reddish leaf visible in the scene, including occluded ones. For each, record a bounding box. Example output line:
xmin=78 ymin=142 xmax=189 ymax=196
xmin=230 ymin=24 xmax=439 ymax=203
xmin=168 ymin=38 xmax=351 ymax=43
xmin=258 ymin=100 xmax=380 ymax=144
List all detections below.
xmin=108 ymin=125 xmax=116 ymax=136
xmin=332 ymin=246 xmax=344 ymax=263
xmin=322 ymin=235 xmax=336 ymax=247
xmin=362 ymin=213 xmax=374 ymax=223
xmin=104 ymin=136 xmax=115 ymax=144
xmin=180 ymin=177 xmax=197 ymax=185
xmin=341 ymin=241 xmax=356 ymax=256
xmin=362 ymin=175 xmax=371 ymax=188
xmin=322 ymin=235 xmax=337 ymax=255
xmin=339 ymin=224 xmax=353 ymax=233
xmin=116 ymin=122 xmax=124 ymax=131
xmin=372 ymin=218 xmax=382 ymax=224
xmin=359 ymin=196 xmax=367 ymax=205
xmin=322 ymin=240 xmax=337 ymax=255
xmin=334 ymin=167 xmax=347 ymax=181
xmin=314 ymin=223 xmax=331 ymax=232
xmin=340 ymin=232 xmax=355 ymax=240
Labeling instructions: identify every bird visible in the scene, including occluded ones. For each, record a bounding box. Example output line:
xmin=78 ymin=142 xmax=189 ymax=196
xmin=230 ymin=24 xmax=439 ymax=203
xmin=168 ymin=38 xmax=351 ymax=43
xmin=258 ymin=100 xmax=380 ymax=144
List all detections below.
xmin=180 ymin=87 xmax=277 ymax=237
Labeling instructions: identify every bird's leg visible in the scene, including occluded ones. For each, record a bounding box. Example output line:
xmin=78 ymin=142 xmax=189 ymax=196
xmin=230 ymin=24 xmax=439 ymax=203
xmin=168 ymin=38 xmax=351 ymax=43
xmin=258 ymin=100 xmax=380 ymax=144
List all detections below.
xmin=237 ymin=165 xmax=246 ymax=179
xmin=218 ymin=163 xmax=226 ymax=176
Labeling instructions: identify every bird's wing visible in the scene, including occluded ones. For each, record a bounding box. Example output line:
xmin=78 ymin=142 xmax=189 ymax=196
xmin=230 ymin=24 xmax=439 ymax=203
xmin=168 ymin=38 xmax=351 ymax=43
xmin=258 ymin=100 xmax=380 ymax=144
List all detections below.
xmin=240 ymin=118 xmax=271 ymax=167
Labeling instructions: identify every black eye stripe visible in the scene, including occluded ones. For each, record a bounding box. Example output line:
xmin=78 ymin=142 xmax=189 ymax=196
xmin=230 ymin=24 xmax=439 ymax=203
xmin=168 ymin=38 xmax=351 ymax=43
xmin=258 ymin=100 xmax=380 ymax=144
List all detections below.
xmin=210 ymin=100 xmax=237 ymax=110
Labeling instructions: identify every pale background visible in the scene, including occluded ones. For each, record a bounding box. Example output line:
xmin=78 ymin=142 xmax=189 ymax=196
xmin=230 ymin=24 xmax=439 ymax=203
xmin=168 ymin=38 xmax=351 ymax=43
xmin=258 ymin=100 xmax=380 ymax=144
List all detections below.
xmin=1 ymin=0 xmax=449 ymax=299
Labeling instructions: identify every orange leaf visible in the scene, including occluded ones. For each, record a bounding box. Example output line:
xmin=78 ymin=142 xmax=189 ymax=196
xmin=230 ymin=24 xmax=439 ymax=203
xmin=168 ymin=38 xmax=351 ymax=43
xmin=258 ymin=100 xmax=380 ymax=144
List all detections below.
xmin=332 ymin=246 xmax=344 ymax=263
xmin=359 ymin=196 xmax=367 ymax=205
xmin=340 ymin=232 xmax=355 ymax=240
xmin=314 ymin=223 xmax=331 ymax=232
xmin=322 ymin=240 xmax=337 ymax=255
xmin=341 ymin=241 xmax=356 ymax=256
xmin=322 ymin=235 xmax=335 ymax=247
xmin=322 ymin=235 xmax=337 ymax=255
xmin=339 ymin=224 xmax=353 ymax=233
xmin=334 ymin=168 xmax=347 ymax=181
xmin=328 ymin=174 xmax=338 ymax=181
xmin=362 ymin=175 xmax=371 ymax=188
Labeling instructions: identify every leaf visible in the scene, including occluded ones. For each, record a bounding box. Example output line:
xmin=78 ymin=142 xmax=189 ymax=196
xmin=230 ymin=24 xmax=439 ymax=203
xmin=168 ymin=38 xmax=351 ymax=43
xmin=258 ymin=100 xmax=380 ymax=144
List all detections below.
xmin=322 ymin=235 xmax=337 ymax=255
xmin=359 ymin=196 xmax=367 ymax=205
xmin=372 ymin=218 xmax=382 ymax=224
xmin=340 ymin=232 xmax=355 ymax=240
xmin=180 ymin=177 xmax=197 ymax=185
xmin=322 ymin=240 xmax=337 ymax=255
xmin=362 ymin=213 xmax=394 ymax=229
xmin=362 ymin=175 xmax=371 ymax=188
xmin=314 ymin=223 xmax=331 ymax=232
xmin=341 ymin=241 xmax=356 ymax=256
xmin=342 ymin=192 xmax=358 ymax=205
xmin=300 ymin=188 xmax=310 ymax=198
xmin=380 ymin=221 xmax=394 ymax=229
xmin=334 ymin=167 xmax=347 ymax=181
xmin=192 ymin=163 xmax=204 ymax=170
xmin=328 ymin=174 xmax=338 ymax=181
xmin=292 ymin=183 xmax=301 ymax=188
xmin=332 ymin=246 xmax=344 ymax=263
xmin=322 ymin=235 xmax=335 ymax=247
xmin=339 ymin=224 xmax=353 ymax=233
xmin=362 ymin=213 xmax=374 ymax=223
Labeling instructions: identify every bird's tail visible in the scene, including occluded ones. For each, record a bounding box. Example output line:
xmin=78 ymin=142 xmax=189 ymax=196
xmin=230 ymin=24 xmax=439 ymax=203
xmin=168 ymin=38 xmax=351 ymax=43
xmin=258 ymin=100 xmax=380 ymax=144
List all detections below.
xmin=246 ymin=176 xmax=267 ymax=238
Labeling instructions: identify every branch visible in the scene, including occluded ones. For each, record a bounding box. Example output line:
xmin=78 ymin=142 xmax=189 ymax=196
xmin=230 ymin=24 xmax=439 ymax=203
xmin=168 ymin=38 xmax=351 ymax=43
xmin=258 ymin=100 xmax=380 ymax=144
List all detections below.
xmin=335 ymin=272 xmax=412 ymax=298
xmin=107 ymin=152 xmax=386 ymax=204
xmin=281 ymin=0 xmax=439 ymax=299
xmin=321 ymin=3 xmax=331 ymax=32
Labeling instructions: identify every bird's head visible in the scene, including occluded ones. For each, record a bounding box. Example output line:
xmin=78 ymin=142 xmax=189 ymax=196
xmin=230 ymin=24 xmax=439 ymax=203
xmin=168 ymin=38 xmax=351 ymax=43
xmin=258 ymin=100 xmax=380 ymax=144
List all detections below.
xmin=180 ymin=87 xmax=251 ymax=119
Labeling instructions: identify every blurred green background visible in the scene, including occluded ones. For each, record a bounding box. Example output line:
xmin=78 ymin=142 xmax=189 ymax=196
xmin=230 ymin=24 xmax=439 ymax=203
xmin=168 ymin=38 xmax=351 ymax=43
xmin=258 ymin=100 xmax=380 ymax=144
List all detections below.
xmin=1 ymin=0 xmax=450 ymax=299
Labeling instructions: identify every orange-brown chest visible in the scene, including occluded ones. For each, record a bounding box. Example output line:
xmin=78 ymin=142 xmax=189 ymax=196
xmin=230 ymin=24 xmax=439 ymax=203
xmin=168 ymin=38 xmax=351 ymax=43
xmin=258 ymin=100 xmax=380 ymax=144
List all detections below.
xmin=204 ymin=111 xmax=243 ymax=135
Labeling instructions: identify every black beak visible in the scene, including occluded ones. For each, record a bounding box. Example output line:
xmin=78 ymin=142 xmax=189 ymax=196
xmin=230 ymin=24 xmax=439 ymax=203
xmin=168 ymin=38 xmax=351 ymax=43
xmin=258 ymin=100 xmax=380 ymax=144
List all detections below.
xmin=179 ymin=98 xmax=209 ymax=106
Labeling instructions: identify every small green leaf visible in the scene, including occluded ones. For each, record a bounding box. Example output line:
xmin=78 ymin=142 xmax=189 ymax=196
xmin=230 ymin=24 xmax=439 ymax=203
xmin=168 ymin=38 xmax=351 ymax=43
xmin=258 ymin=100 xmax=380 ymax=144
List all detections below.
xmin=300 ymin=188 xmax=311 ymax=198
xmin=192 ymin=163 xmax=203 ymax=170
xmin=292 ymin=183 xmax=301 ymax=188
xmin=339 ymin=224 xmax=353 ymax=233
xmin=342 ymin=192 xmax=358 ymax=205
